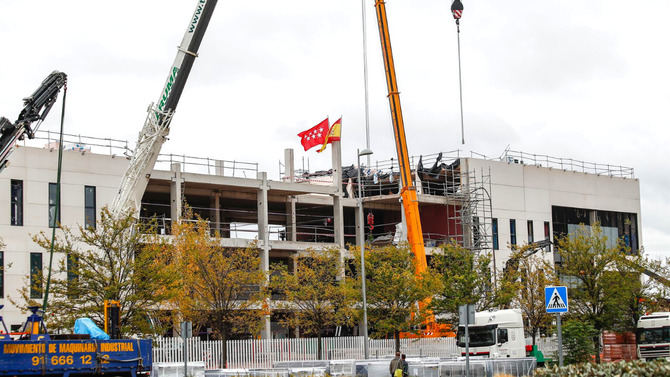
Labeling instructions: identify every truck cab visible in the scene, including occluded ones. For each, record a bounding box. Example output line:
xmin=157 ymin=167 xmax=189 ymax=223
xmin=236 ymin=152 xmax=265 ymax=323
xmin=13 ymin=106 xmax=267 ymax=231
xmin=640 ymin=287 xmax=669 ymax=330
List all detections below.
xmin=637 ymin=312 xmax=670 ymax=360
xmin=457 ymin=309 xmax=526 ymax=358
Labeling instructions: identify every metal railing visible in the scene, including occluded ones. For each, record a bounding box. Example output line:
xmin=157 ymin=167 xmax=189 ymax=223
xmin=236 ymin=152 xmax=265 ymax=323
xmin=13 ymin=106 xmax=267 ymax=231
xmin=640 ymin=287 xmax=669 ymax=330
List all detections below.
xmin=156 ymin=153 xmax=258 ymax=178
xmin=25 ymin=130 xmax=132 ymax=156
xmin=501 ymin=150 xmax=635 ymax=178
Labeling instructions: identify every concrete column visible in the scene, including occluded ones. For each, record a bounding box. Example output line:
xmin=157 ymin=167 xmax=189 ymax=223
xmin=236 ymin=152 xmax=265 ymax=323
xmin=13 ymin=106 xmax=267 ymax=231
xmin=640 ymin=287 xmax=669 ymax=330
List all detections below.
xmin=257 ymin=172 xmax=272 ymax=339
xmin=215 ymin=160 xmax=225 ymax=176
xmin=355 ymin=203 xmax=364 ymax=247
xmin=331 ymin=141 xmax=345 ymax=248
xmin=211 ymin=192 xmax=221 ymax=236
xmin=284 ymin=148 xmax=295 ymax=182
xmin=286 ymin=197 xmax=297 ymax=241
xmin=284 ymin=148 xmax=297 ymax=241
xmin=170 ymin=163 xmax=183 ymax=223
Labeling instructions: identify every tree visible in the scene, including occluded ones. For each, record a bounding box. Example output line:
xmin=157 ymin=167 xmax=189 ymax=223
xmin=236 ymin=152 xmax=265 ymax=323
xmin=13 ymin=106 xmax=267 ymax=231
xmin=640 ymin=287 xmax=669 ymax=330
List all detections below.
xmin=168 ymin=217 xmax=269 ymax=367
xmin=270 ymin=248 xmax=357 ymax=359
xmin=513 ymin=250 xmax=555 ymax=346
xmin=562 ymin=320 xmax=598 ymax=365
xmin=430 ymin=243 xmax=515 ymax=326
xmin=551 ymin=224 xmax=638 ymax=363
xmin=24 ymin=207 xmax=180 ymax=335
xmin=358 ymin=244 xmax=441 ymax=352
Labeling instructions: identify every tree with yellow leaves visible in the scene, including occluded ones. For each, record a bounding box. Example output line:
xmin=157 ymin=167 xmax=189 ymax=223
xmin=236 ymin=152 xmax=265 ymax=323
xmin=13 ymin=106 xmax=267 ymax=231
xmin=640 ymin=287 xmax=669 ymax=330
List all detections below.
xmin=358 ymin=244 xmax=442 ymax=352
xmin=270 ymin=248 xmax=357 ymax=359
xmin=167 ymin=216 xmax=268 ymax=367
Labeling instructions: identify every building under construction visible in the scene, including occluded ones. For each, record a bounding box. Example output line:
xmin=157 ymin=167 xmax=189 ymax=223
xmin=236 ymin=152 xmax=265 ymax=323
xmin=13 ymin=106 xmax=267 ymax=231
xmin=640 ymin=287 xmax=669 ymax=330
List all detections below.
xmin=0 ymin=131 xmax=641 ymax=337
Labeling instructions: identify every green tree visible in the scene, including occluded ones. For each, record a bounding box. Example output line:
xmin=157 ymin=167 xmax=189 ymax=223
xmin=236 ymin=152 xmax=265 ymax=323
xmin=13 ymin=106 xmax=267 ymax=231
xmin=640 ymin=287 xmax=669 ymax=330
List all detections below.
xmin=514 ymin=251 xmax=555 ymax=346
xmin=562 ymin=319 xmax=598 ymax=365
xmin=430 ymin=243 xmax=515 ymax=326
xmin=270 ymin=248 xmax=357 ymax=359
xmin=358 ymin=244 xmax=441 ymax=352
xmin=168 ymin=216 xmax=268 ymax=367
xmin=25 ymin=207 xmax=180 ymax=335
xmin=552 ymin=224 xmax=638 ymax=363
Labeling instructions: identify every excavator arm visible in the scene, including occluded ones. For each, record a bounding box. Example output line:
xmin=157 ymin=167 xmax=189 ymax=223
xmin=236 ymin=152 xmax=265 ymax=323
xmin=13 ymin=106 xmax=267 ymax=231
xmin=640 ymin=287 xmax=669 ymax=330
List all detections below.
xmin=0 ymin=71 xmax=67 ymax=172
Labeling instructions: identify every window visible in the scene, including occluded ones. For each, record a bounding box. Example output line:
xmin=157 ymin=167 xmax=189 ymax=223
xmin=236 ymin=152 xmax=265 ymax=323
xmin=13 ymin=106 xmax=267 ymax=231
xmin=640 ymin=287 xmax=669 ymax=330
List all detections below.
xmin=510 ymin=219 xmax=517 ymax=246
xmin=11 ymin=180 xmax=23 ymax=226
xmin=84 ymin=186 xmax=96 ymax=229
xmin=67 ymin=255 xmax=79 ymax=298
xmin=472 ymin=216 xmax=481 ymax=248
xmin=544 ymin=221 xmax=550 ymax=240
xmin=527 ymin=220 xmax=534 ymax=243
xmin=30 ymin=253 xmax=43 ymax=299
xmin=0 ymin=251 xmax=4 ymax=298
xmin=492 ymin=218 xmax=499 ymax=250
xmin=48 ymin=183 xmax=60 ymax=228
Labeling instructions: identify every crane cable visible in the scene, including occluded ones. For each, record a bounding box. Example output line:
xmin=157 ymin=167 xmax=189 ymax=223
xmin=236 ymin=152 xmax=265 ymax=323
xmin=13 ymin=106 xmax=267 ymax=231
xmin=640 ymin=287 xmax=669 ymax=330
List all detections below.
xmin=41 ymin=84 xmax=67 ymax=313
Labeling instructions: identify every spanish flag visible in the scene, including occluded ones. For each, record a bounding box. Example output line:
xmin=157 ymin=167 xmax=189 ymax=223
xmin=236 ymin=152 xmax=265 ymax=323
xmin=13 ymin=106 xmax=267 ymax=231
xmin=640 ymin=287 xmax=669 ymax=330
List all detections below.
xmin=317 ymin=118 xmax=342 ymax=153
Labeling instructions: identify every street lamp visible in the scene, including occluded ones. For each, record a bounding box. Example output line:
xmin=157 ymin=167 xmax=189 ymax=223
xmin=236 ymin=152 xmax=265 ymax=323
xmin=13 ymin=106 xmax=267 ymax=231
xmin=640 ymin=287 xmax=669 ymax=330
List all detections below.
xmin=357 ymin=148 xmax=373 ymax=359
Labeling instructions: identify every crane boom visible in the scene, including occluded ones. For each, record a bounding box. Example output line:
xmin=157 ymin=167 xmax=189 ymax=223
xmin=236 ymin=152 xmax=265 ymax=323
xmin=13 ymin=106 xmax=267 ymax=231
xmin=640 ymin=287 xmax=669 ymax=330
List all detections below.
xmin=373 ymin=0 xmax=427 ymax=273
xmin=0 ymin=71 xmax=67 ymax=172
xmin=111 ymin=0 xmax=218 ymax=217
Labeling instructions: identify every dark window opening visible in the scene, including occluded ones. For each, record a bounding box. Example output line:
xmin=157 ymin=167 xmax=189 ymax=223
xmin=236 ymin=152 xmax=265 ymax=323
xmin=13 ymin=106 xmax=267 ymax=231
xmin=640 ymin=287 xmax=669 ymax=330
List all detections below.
xmin=0 ymin=251 xmax=4 ymax=298
xmin=492 ymin=218 xmax=499 ymax=250
xmin=510 ymin=219 xmax=517 ymax=246
xmin=67 ymin=255 xmax=79 ymax=298
xmin=544 ymin=221 xmax=550 ymax=240
xmin=527 ymin=220 xmax=534 ymax=243
xmin=84 ymin=186 xmax=96 ymax=229
xmin=11 ymin=180 xmax=23 ymax=226
xmin=49 ymin=183 xmax=60 ymax=228
xmin=30 ymin=253 xmax=43 ymax=299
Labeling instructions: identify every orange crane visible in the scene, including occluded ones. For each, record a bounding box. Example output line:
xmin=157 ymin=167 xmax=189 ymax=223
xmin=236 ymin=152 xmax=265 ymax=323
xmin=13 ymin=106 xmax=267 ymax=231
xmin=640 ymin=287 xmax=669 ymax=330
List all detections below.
xmin=372 ymin=1 xmax=451 ymax=338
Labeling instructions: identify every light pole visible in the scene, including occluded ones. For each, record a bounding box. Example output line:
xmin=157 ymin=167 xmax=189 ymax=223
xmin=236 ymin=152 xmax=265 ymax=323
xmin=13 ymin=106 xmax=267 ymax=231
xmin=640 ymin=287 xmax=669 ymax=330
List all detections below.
xmin=357 ymin=148 xmax=373 ymax=359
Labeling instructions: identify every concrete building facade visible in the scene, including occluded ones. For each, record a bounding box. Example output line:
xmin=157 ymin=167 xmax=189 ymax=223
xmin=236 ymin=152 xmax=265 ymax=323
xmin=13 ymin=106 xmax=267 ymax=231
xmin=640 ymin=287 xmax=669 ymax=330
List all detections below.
xmin=0 ymin=132 xmax=642 ymax=337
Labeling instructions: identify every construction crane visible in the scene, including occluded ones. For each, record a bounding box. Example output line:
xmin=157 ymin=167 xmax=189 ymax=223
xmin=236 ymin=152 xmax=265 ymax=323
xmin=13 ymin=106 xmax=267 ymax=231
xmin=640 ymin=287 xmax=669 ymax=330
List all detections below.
xmin=372 ymin=1 xmax=452 ymax=337
xmin=110 ymin=0 xmax=218 ymax=217
xmin=0 ymin=71 xmax=67 ymax=172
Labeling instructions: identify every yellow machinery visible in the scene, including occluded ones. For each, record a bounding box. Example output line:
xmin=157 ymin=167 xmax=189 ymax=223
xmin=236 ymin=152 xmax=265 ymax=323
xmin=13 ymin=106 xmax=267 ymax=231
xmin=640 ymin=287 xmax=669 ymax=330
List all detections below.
xmin=372 ymin=0 xmax=453 ymax=338
xmin=373 ymin=0 xmax=428 ymax=274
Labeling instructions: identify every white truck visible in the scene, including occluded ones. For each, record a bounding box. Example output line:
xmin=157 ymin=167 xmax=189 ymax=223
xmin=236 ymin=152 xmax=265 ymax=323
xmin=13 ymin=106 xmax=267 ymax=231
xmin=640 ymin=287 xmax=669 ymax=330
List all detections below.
xmin=636 ymin=312 xmax=670 ymax=360
xmin=457 ymin=309 xmax=526 ymax=358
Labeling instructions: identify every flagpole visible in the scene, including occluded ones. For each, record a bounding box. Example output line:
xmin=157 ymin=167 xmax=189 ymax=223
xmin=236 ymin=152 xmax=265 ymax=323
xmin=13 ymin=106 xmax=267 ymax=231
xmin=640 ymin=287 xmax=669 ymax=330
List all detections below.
xmin=361 ymin=0 xmax=372 ymax=166
xmin=456 ymin=19 xmax=465 ymax=145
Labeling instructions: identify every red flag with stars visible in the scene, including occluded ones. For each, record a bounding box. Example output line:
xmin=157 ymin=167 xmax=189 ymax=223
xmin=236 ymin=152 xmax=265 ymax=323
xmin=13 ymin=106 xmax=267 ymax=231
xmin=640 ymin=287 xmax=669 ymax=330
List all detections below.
xmin=298 ymin=118 xmax=329 ymax=151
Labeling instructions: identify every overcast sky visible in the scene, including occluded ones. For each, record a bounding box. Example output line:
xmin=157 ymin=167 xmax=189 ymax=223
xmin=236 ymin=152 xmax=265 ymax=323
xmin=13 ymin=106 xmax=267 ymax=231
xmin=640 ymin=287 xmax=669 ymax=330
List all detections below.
xmin=1 ymin=0 xmax=668 ymax=257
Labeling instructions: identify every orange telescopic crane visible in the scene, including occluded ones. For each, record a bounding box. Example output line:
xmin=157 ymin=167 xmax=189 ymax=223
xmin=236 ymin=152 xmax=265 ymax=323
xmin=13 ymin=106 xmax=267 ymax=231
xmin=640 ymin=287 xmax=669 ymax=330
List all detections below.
xmin=373 ymin=0 xmax=428 ymax=275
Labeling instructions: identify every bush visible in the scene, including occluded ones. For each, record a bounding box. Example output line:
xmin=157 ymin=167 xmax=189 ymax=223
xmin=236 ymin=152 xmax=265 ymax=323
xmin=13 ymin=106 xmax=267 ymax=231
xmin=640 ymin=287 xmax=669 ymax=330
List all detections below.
xmin=535 ymin=359 xmax=670 ymax=377
xmin=561 ymin=319 xmax=598 ymax=364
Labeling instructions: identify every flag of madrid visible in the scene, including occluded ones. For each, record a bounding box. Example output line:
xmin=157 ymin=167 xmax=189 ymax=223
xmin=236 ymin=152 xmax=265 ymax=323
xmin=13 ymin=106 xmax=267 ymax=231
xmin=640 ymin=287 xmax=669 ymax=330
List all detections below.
xmin=298 ymin=118 xmax=329 ymax=151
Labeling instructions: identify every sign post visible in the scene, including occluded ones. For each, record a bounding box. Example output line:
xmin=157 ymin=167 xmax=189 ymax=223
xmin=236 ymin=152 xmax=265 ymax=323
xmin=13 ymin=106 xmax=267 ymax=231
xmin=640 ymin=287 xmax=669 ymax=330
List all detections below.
xmin=459 ymin=304 xmax=475 ymax=377
xmin=545 ymin=286 xmax=568 ymax=367
xmin=181 ymin=321 xmax=192 ymax=377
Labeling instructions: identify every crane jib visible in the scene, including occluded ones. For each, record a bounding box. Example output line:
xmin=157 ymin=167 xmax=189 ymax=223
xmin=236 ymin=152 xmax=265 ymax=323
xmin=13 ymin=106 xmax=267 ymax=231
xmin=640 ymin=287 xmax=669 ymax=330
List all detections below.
xmin=189 ymin=0 xmax=207 ymax=33
xmin=157 ymin=66 xmax=180 ymax=116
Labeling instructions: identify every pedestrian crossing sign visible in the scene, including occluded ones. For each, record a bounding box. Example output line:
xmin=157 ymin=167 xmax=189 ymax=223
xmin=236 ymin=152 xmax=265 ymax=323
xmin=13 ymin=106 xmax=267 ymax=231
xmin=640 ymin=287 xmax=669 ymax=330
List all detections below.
xmin=545 ymin=286 xmax=568 ymax=313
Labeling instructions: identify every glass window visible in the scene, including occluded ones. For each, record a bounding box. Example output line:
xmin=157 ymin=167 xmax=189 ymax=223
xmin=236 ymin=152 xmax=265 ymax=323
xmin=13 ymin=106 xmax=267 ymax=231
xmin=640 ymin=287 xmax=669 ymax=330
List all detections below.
xmin=67 ymin=255 xmax=78 ymax=298
xmin=544 ymin=221 xmax=550 ymax=240
xmin=30 ymin=253 xmax=43 ymax=299
xmin=527 ymin=220 xmax=534 ymax=243
xmin=49 ymin=183 xmax=60 ymax=228
xmin=492 ymin=218 xmax=499 ymax=250
xmin=84 ymin=186 xmax=96 ymax=229
xmin=510 ymin=219 xmax=517 ymax=246
xmin=11 ymin=180 xmax=23 ymax=226
xmin=457 ymin=324 xmax=497 ymax=347
xmin=0 ymin=251 xmax=4 ymax=298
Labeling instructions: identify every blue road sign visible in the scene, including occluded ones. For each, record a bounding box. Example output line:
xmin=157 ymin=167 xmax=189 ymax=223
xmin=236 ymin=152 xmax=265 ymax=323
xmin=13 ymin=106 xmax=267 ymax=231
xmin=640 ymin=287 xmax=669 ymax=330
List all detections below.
xmin=545 ymin=286 xmax=568 ymax=313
